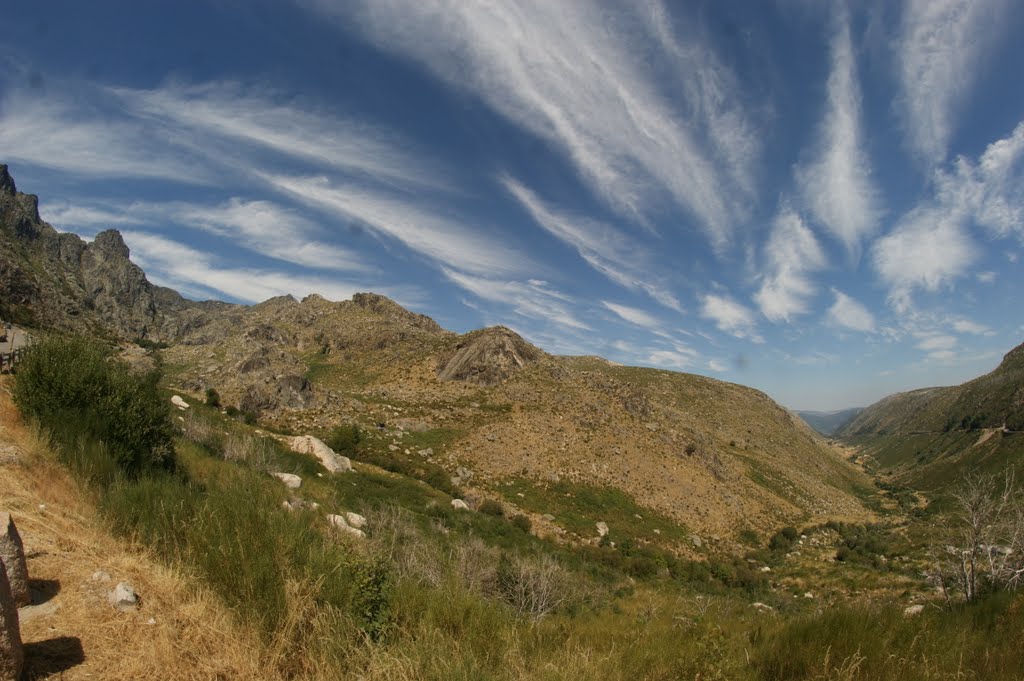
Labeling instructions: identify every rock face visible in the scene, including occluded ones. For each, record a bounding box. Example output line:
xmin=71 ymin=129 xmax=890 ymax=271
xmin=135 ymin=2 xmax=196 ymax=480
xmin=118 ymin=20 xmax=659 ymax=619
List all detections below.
xmin=437 ymin=326 xmax=543 ymax=386
xmin=0 ymin=514 xmax=29 ymax=607
xmin=0 ymin=163 xmax=204 ymax=339
xmin=0 ymin=558 xmax=23 ymax=681
xmin=286 ymin=435 xmax=352 ymax=473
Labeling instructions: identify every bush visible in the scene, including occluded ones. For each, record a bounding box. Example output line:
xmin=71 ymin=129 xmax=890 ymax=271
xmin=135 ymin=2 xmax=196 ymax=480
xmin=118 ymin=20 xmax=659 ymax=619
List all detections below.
xmin=325 ymin=423 xmax=361 ymax=456
xmin=511 ymin=514 xmax=532 ymax=533
xmin=478 ymin=499 xmax=505 ymax=517
xmin=12 ymin=334 xmax=175 ymax=479
xmin=205 ymin=388 xmax=221 ymax=408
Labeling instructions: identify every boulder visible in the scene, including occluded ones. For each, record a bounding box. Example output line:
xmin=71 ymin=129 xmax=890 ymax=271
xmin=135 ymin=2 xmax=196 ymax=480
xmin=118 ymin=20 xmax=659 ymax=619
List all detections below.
xmin=344 ymin=512 xmax=367 ymax=530
xmin=108 ymin=582 xmax=139 ymax=612
xmin=0 ymin=514 xmax=29 ymax=607
xmin=451 ymin=499 xmax=470 ymax=511
xmin=690 ymin=534 xmax=703 ymax=549
xmin=327 ymin=514 xmax=365 ymax=539
xmin=903 ymin=604 xmax=924 ymax=617
xmin=0 ymin=558 xmax=23 ymax=681
xmin=271 ymin=472 xmax=302 ymax=489
xmin=596 ymin=521 xmax=609 ymax=538
xmin=171 ymin=395 xmax=190 ymax=410
xmin=287 ymin=435 xmax=352 ymax=473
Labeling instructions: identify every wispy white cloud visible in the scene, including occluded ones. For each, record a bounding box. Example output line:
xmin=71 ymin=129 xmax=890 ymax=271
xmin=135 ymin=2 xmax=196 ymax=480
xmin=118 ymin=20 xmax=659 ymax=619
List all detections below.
xmin=872 ymin=120 xmax=1024 ymax=310
xmin=797 ymin=13 xmax=881 ymax=251
xmin=826 ymin=289 xmax=876 ymax=332
xmin=262 ymin=173 xmax=532 ymax=277
xmin=304 ymin=0 xmax=755 ymax=246
xmin=951 ymin=319 xmax=992 ymax=335
xmin=915 ymin=333 xmax=958 ymax=360
xmin=872 ymin=208 xmax=977 ymax=312
xmin=753 ymin=207 xmax=826 ymax=322
xmin=707 ymin=359 xmax=727 ymax=372
xmin=112 ymin=81 xmax=452 ymax=192
xmin=0 ymin=90 xmax=212 ymax=182
xmin=700 ymin=293 xmax=762 ymax=341
xmin=897 ymin=0 xmax=1009 ymax=165
xmin=602 ymin=301 xmax=661 ymax=330
xmin=503 ymin=176 xmax=682 ymax=311
xmin=121 ymin=230 xmax=414 ymax=305
xmin=976 ymin=271 xmax=997 ymax=284
xmin=646 ymin=345 xmax=698 ymax=371
xmin=44 ymin=197 xmax=371 ymax=273
xmin=442 ymin=268 xmax=589 ymax=331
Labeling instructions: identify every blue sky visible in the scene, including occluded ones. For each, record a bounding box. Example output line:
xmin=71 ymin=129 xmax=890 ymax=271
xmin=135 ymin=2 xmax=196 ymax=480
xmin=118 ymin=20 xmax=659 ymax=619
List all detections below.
xmin=2 ymin=1 xmax=1023 ymax=411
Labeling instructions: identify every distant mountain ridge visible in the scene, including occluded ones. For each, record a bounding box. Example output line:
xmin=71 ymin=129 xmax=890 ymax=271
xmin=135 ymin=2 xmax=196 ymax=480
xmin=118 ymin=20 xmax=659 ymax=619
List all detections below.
xmin=0 ymin=164 xmax=875 ymax=538
xmin=795 ymin=408 xmax=864 ymax=436
xmin=836 ymin=343 xmax=1024 ymax=489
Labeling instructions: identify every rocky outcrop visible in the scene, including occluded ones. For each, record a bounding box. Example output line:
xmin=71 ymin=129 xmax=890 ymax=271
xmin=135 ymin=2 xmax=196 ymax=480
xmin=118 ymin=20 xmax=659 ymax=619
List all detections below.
xmin=0 ymin=556 xmax=23 ymax=681
xmin=437 ymin=326 xmax=543 ymax=386
xmin=0 ymin=163 xmax=198 ymax=339
xmin=0 ymin=514 xmax=28 ymax=607
xmin=286 ymin=436 xmax=352 ymax=473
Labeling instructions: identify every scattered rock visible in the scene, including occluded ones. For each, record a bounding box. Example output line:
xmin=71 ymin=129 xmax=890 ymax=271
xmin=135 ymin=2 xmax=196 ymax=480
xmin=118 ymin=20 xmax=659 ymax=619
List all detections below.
xmin=0 ymin=558 xmax=23 ymax=681
xmin=171 ymin=395 xmax=190 ymax=410
xmin=542 ymin=514 xmax=555 ymax=521
xmin=271 ymin=472 xmax=302 ymax=489
xmin=690 ymin=534 xmax=703 ymax=549
xmin=803 ymin=592 xmax=814 ymax=599
xmin=451 ymin=499 xmax=470 ymax=511
xmin=759 ymin=566 xmax=772 ymax=573
xmin=282 ymin=499 xmax=319 ymax=512
xmin=16 ymin=599 xmax=59 ymax=625
xmin=419 ymin=448 xmax=434 ymax=457
xmin=394 ymin=419 xmax=430 ymax=433
xmin=344 ymin=512 xmax=367 ymax=530
xmin=327 ymin=514 xmax=365 ymax=539
xmin=109 ymin=582 xmax=139 ymax=612
xmin=751 ymin=602 xmax=774 ymax=613
xmin=0 ymin=514 xmax=29 ymax=607
xmin=91 ymin=570 xmax=112 ymax=583
xmin=596 ymin=521 xmax=609 ymax=537
xmin=286 ymin=435 xmax=352 ymax=473
xmin=903 ymin=604 xmax=924 ymax=617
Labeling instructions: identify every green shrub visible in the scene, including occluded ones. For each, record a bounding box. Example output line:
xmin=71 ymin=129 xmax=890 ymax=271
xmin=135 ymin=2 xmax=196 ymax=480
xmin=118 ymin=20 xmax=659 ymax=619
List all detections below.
xmin=511 ymin=514 xmax=532 ymax=533
xmin=12 ymin=334 xmax=175 ymax=478
xmin=479 ymin=499 xmax=505 ymax=517
xmin=205 ymin=388 xmax=221 ymax=408
xmin=325 ymin=423 xmax=362 ymax=455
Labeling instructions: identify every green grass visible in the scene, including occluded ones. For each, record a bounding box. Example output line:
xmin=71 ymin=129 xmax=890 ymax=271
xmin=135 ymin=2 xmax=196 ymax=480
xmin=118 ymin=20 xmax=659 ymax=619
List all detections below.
xmin=496 ymin=477 xmax=688 ymax=545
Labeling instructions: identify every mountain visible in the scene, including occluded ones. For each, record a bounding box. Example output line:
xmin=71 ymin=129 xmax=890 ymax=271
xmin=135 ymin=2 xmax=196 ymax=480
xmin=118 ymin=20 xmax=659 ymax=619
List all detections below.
xmin=0 ymin=165 xmax=874 ymax=539
xmin=795 ymin=408 xmax=863 ymax=436
xmin=836 ymin=343 xmax=1024 ymax=489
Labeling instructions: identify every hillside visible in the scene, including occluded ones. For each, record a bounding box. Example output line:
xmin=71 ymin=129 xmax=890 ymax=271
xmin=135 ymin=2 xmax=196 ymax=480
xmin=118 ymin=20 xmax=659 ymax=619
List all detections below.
xmin=0 ymin=163 xmax=873 ymax=542
xmin=836 ymin=342 xmax=1024 ymax=489
xmin=795 ymin=408 xmax=863 ymax=436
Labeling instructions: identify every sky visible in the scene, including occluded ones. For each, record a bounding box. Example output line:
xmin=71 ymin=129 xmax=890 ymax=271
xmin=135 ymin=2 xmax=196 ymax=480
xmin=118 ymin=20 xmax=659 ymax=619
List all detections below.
xmin=2 ymin=0 xmax=1023 ymax=412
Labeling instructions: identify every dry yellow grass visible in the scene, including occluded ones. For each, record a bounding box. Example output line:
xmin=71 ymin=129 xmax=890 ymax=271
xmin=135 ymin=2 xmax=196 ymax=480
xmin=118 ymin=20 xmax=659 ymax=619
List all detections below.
xmin=0 ymin=378 xmax=273 ymax=680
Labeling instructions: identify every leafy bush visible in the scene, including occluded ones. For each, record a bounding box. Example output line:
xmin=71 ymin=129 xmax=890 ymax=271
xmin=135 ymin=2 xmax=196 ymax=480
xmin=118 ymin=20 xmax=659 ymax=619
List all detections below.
xmin=12 ymin=334 xmax=175 ymax=479
xmin=325 ymin=423 xmax=362 ymax=456
xmin=479 ymin=498 xmax=505 ymax=517
xmin=205 ymin=388 xmax=221 ymax=408
xmin=511 ymin=514 xmax=532 ymax=533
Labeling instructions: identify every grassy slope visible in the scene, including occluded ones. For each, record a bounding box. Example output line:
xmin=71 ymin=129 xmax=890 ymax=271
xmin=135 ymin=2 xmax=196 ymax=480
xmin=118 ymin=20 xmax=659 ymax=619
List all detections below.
xmin=838 ymin=342 xmax=1024 ymax=490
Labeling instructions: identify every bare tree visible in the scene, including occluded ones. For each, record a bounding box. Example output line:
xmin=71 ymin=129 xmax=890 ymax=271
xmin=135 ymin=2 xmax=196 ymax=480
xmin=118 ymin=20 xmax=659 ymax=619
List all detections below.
xmin=925 ymin=471 xmax=1024 ymax=604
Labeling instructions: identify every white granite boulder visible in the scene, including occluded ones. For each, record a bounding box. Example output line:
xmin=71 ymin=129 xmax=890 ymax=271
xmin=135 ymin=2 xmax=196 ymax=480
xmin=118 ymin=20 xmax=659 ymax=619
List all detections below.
xmin=287 ymin=435 xmax=352 ymax=473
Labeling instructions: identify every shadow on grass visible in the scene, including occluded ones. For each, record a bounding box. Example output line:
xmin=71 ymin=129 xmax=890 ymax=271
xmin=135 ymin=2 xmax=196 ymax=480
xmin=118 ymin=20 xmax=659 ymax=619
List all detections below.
xmin=23 ymin=636 xmax=85 ymax=679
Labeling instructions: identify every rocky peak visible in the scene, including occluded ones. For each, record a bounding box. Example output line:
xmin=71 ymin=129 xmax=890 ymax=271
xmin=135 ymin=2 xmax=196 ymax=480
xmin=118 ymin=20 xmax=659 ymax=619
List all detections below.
xmin=0 ymin=164 xmax=16 ymax=196
xmin=437 ymin=325 xmax=544 ymax=386
xmin=91 ymin=229 xmax=131 ymax=259
xmin=351 ymin=292 xmax=445 ymax=334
